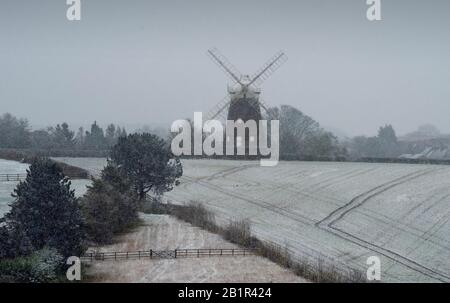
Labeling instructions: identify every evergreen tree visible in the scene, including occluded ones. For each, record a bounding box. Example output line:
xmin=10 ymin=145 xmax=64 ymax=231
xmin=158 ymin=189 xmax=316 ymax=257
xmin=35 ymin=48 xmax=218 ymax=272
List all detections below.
xmin=110 ymin=133 xmax=182 ymax=200
xmin=75 ymin=127 xmax=85 ymax=148
xmin=0 ymin=113 xmax=31 ymax=148
xmin=4 ymin=158 xmax=85 ymax=257
xmin=105 ymin=123 xmax=116 ymax=146
xmin=378 ymin=124 xmax=397 ymax=145
xmin=84 ymin=121 xmax=107 ymax=150
xmin=80 ymin=163 xmax=139 ymax=244
xmin=52 ymin=122 xmax=75 ymax=148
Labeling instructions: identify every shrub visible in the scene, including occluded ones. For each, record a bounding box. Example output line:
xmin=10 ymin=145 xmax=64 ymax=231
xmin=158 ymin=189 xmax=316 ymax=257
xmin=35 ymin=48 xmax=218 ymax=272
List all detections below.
xmin=0 ymin=224 xmax=34 ymax=259
xmin=170 ymin=202 xmax=217 ymax=233
xmin=223 ymin=220 xmax=253 ymax=247
xmin=80 ymin=164 xmax=139 ymax=244
xmin=0 ymin=247 xmax=64 ymax=283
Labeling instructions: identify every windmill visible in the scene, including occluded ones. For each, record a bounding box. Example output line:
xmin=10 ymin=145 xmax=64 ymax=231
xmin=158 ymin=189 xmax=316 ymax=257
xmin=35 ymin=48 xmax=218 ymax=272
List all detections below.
xmin=205 ymin=48 xmax=287 ymax=124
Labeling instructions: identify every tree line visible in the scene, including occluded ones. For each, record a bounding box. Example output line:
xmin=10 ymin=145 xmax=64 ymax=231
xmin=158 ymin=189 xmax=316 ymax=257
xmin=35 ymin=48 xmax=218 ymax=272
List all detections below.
xmin=1 ymin=110 xmax=429 ymax=161
xmin=0 ymin=113 xmax=127 ymax=151
xmin=346 ymin=124 xmax=402 ymax=159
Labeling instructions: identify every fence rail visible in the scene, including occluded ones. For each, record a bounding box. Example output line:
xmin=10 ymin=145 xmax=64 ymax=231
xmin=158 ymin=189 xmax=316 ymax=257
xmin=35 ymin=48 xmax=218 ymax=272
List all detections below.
xmin=81 ymin=248 xmax=254 ymax=262
xmin=0 ymin=173 xmax=87 ymax=182
xmin=0 ymin=173 xmax=27 ymax=182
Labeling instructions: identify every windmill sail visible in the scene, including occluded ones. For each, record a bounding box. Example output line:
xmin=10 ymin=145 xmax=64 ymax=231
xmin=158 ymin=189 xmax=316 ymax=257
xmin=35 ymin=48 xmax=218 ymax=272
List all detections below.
xmin=248 ymin=51 xmax=287 ymax=87
xmin=207 ymin=48 xmax=243 ymax=85
xmin=205 ymin=95 xmax=231 ymax=121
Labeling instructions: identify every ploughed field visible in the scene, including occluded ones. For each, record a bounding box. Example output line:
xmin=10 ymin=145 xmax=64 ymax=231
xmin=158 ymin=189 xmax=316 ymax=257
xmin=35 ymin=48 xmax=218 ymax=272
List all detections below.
xmin=53 ymin=158 xmax=450 ymax=282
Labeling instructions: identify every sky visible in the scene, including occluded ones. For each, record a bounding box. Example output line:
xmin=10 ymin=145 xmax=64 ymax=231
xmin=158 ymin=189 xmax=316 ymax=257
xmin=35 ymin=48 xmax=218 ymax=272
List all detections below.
xmin=0 ymin=0 xmax=449 ymax=137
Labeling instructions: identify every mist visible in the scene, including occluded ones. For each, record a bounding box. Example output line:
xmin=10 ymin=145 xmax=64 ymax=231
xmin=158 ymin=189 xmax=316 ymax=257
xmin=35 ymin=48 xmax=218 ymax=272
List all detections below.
xmin=1 ymin=0 xmax=449 ymax=137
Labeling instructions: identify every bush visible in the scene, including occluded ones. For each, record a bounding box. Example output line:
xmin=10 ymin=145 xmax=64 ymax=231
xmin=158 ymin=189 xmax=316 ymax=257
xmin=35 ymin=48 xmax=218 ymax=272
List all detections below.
xmin=80 ymin=164 xmax=140 ymax=244
xmin=223 ymin=220 xmax=253 ymax=247
xmin=0 ymin=248 xmax=64 ymax=283
xmin=170 ymin=202 xmax=217 ymax=233
xmin=0 ymin=224 xmax=34 ymax=259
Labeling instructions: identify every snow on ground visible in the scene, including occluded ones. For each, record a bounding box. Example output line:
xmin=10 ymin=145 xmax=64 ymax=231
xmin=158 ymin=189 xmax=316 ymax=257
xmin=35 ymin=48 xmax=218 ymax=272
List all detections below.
xmin=51 ymin=157 xmax=107 ymax=178
xmin=0 ymin=159 xmax=91 ymax=217
xmin=166 ymin=160 xmax=450 ymax=282
xmin=0 ymin=159 xmax=29 ymax=217
xmin=85 ymin=213 xmax=305 ymax=283
xmin=50 ymin=157 xmax=450 ymax=282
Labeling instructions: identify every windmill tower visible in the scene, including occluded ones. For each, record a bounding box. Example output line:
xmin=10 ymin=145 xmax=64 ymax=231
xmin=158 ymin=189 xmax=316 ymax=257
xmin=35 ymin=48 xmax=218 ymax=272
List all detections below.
xmin=206 ymin=48 xmax=287 ymax=156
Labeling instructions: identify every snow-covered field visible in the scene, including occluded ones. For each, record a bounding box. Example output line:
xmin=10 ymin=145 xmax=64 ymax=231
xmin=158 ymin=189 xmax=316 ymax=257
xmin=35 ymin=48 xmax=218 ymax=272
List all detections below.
xmin=51 ymin=157 xmax=107 ymax=178
xmin=86 ymin=214 xmax=305 ymax=283
xmin=0 ymin=159 xmax=91 ymax=217
xmin=0 ymin=159 xmax=29 ymax=217
xmin=49 ymin=157 xmax=450 ymax=282
xmin=166 ymin=160 xmax=450 ymax=282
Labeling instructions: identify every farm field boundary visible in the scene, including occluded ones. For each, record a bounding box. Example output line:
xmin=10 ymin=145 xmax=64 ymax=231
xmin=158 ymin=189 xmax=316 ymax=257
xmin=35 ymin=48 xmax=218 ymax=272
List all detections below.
xmin=81 ymin=248 xmax=254 ymax=262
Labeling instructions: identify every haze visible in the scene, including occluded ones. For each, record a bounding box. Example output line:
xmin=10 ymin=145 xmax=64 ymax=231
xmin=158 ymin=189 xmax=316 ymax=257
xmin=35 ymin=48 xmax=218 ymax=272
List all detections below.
xmin=1 ymin=0 xmax=449 ymax=137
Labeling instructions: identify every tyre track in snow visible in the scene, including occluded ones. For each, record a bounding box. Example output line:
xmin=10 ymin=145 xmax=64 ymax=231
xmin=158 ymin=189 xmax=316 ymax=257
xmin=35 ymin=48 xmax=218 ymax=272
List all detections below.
xmin=181 ymin=164 xmax=450 ymax=281
xmin=187 ymin=166 xmax=450 ymax=282
xmin=316 ymin=169 xmax=434 ymax=226
xmin=316 ymin=168 xmax=450 ymax=282
xmin=182 ymin=175 xmax=316 ymax=225
xmin=180 ymin=175 xmax=375 ymax=279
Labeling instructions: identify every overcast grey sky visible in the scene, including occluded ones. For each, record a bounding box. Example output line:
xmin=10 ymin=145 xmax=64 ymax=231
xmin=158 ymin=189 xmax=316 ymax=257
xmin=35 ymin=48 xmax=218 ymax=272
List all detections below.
xmin=1 ymin=0 xmax=449 ymax=136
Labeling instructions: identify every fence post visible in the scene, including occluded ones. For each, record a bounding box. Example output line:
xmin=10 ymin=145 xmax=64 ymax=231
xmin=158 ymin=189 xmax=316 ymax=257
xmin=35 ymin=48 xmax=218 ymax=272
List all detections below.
xmin=138 ymin=251 xmax=141 ymax=259
xmin=232 ymin=249 xmax=234 ymax=256
xmin=174 ymin=249 xmax=177 ymax=259
xmin=150 ymin=249 xmax=152 ymax=259
xmin=197 ymin=249 xmax=199 ymax=258
xmin=115 ymin=252 xmax=117 ymax=260
xmin=220 ymin=249 xmax=223 ymax=256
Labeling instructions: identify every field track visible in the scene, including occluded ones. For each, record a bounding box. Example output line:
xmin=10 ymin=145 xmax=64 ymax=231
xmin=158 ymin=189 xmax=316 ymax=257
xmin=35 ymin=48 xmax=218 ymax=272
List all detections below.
xmin=167 ymin=160 xmax=450 ymax=282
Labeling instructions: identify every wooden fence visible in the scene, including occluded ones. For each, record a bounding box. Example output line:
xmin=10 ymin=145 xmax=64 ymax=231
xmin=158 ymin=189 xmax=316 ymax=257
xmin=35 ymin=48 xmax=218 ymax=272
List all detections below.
xmin=0 ymin=173 xmax=27 ymax=182
xmin=0 ymin=173 xmax=88 ymax=182
xmin=81 ymin=248 xmax=254 ymax=262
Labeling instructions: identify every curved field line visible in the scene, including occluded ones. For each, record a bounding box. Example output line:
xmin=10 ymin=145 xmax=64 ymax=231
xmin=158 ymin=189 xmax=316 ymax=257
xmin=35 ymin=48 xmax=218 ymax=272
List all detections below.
xmin=180 ymin=163 xmax=450 ymax=281
xmin=182 ymin=175 xmax=316 ymax=225
xmin=315 ymin=168 xmax=450 ymax=282
xmin=316 ymin=169 xmax=434 ymax=226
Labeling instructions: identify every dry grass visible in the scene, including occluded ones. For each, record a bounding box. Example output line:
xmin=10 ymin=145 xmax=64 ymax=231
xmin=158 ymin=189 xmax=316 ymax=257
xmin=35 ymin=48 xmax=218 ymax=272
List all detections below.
xmin=143 ymin=201 xmax=367 ymax=283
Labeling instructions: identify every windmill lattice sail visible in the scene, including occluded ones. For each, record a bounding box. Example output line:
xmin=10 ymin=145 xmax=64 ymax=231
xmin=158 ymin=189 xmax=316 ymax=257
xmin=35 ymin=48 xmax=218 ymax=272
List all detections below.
xmin=207 ymin=48 xmax=243 ymax=85
xmin=249 ymin=51 xmax=287 ymax=87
